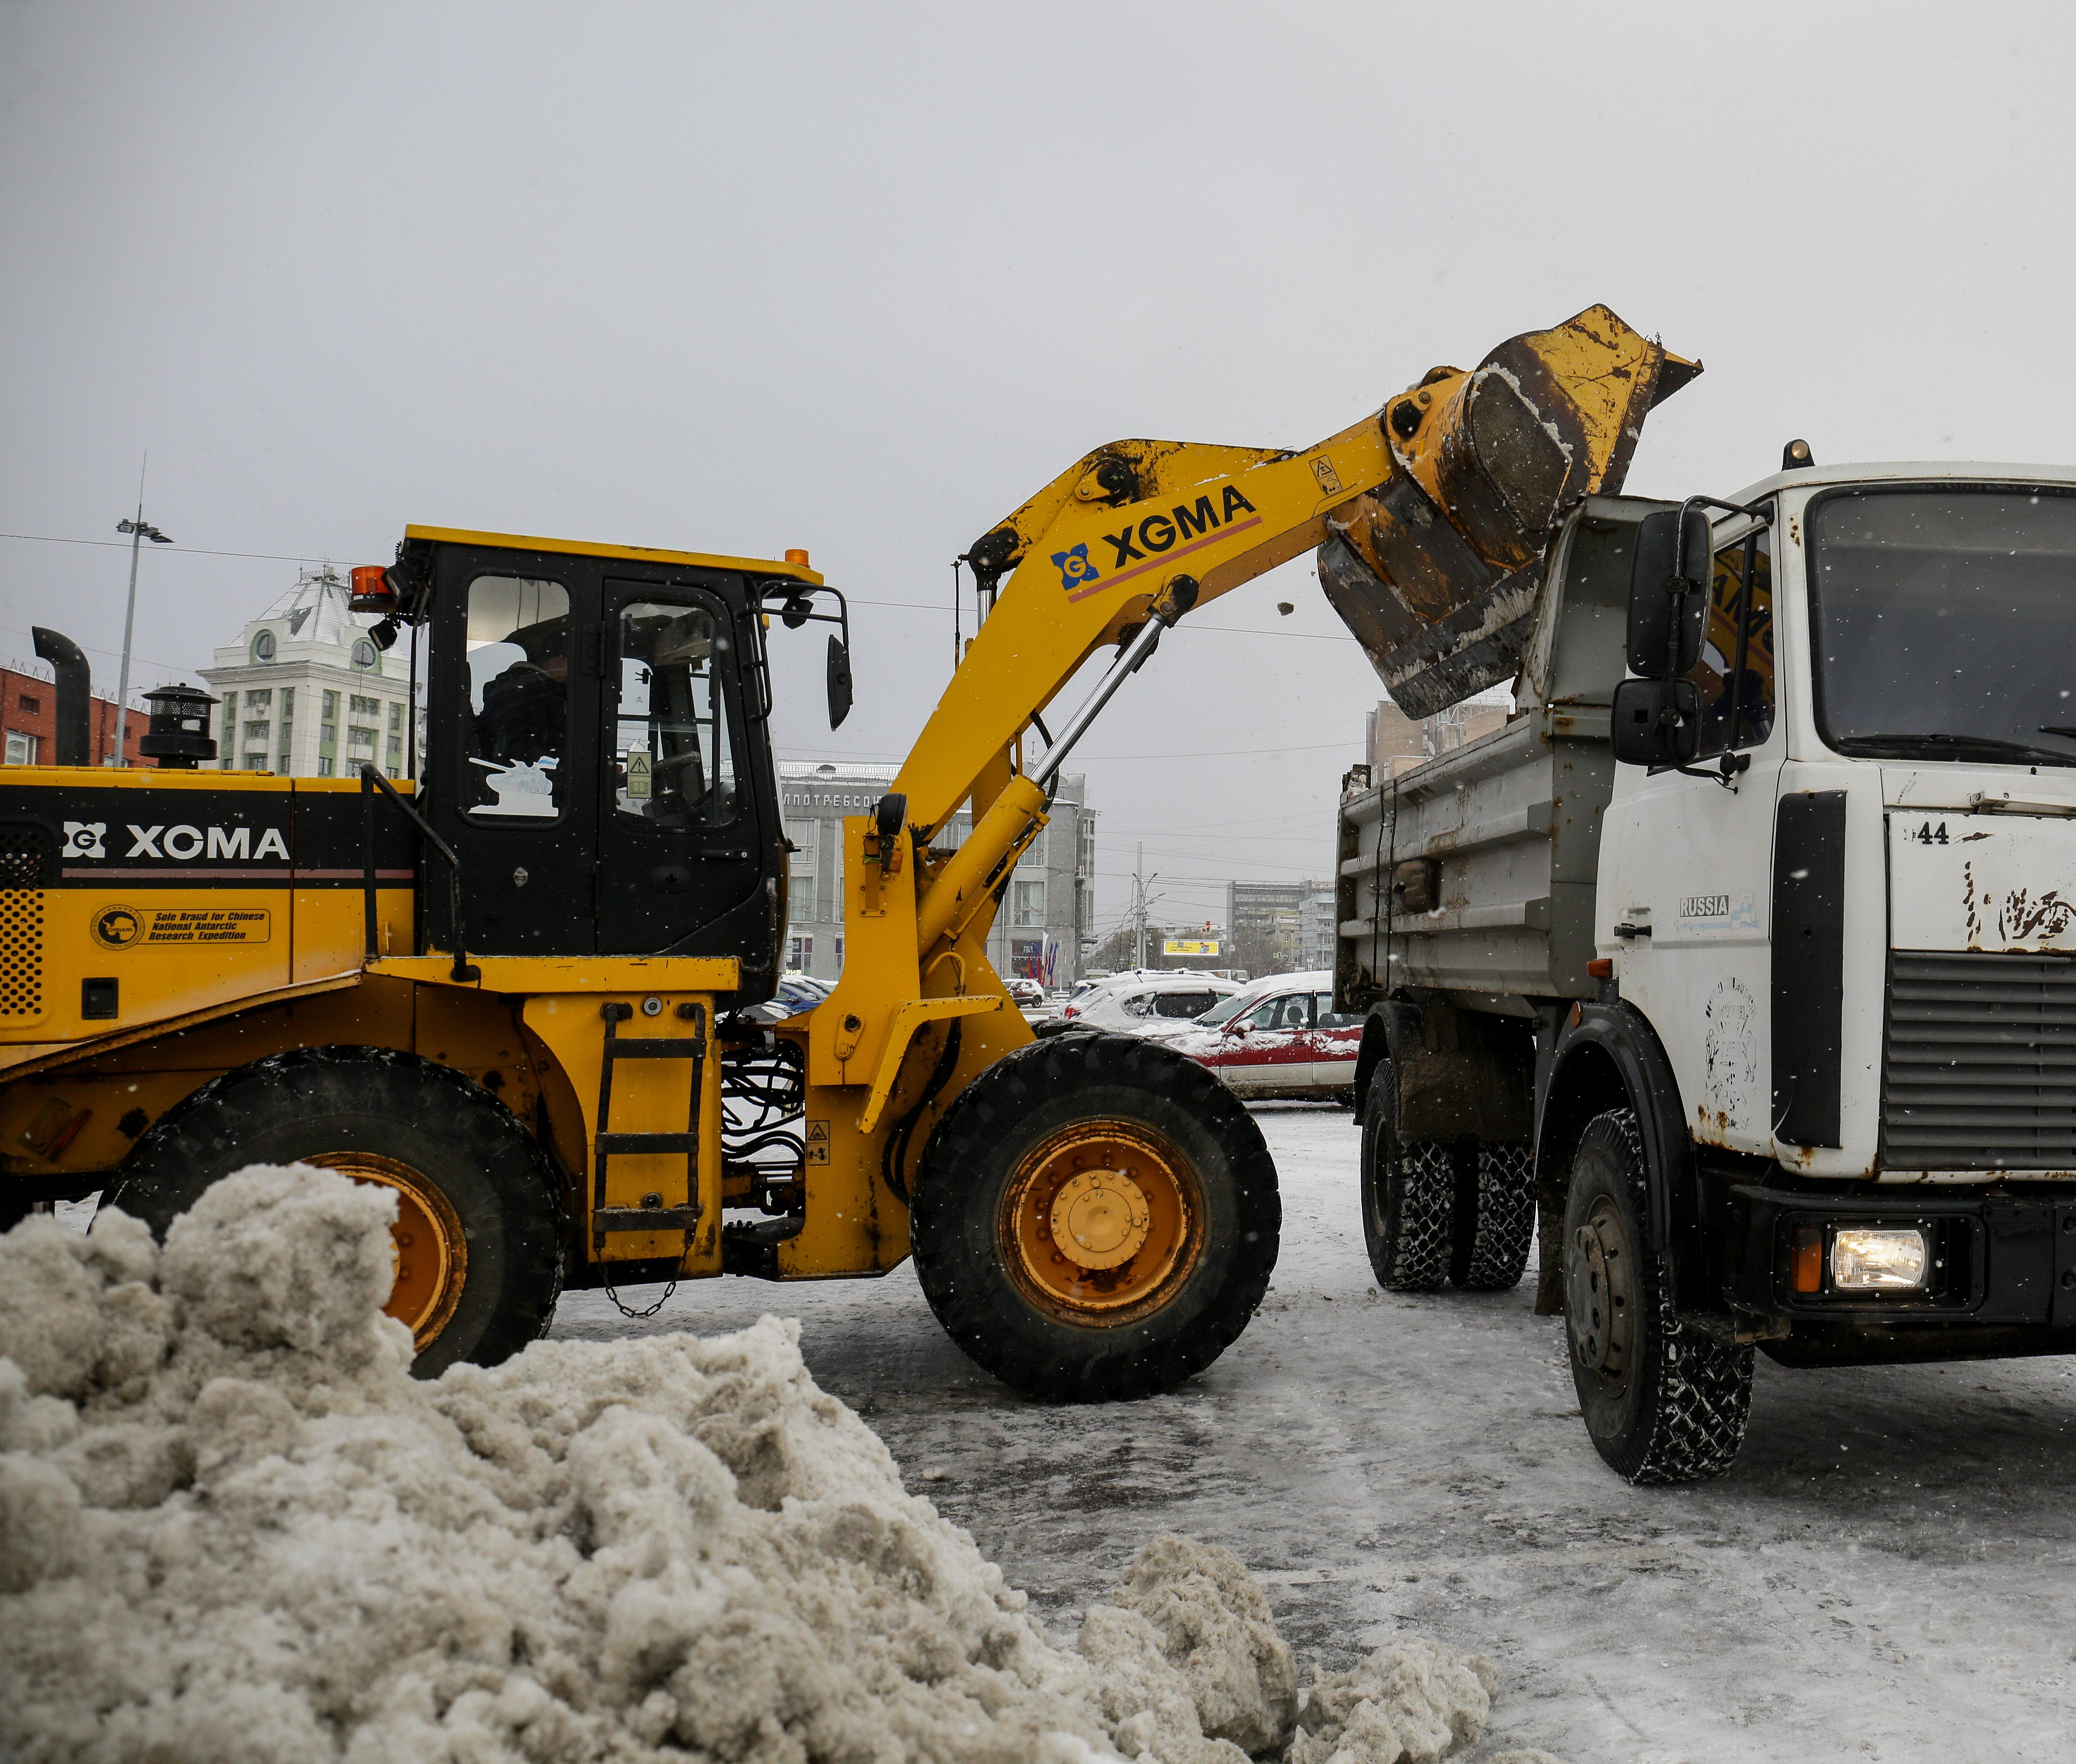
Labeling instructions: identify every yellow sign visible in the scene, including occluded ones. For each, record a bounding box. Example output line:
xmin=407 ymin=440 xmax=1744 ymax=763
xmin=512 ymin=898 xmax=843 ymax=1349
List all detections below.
xmin=1163 ymin=939 xmax=1220 ymax=956
xmin=98 ymin=906 xmax=272 ymax=948
xmin=626 ymin=750 xmax=653 ymax=800
xmin=804 ymin=1119 xmax=830 ymax=1165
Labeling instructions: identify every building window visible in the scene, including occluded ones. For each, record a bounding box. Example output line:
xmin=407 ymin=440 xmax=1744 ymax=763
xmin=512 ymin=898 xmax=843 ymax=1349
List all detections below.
xmin=4 ymin=731 xmax=36 ymax=766
xmin=787 ymin=933 xmax=812 ymax=972
xmin=247 ymin=689 xmax=271 ymax=710
xmin=278 ymin=688 xmax=294 ymax=769
xmin=350 ymin=693 xmax=380 ymax=718
xmin=245 ymin=752 xmax=269 ymax=771
xmin=251 ymin=629 xmax=277 ymax=663
xmin=17 ymin=695 xmax=38 ymax=715
xmin=347 ymin=725 xmax=377 ymax=758
xmin=219 ymin=690 xmax=237 ymax=767
xmin=386 ymin=734 xmax=403 ymax=776
xmin=1016 ymin=827 xmax=1047 ymax=871
xmin=786 ymin=819 xmax=817 ymax=921
xmin=1013 ymin=878 xmax=1045 ymax=927
xmin=317 ymin=756 xmax=335 ymax=777
xmin=834 ymin=933 xmax=844 ymax=972
xmin=387 ymin=702 xmax=403 ymax=732
xmin=351 ymin=639 xmax=378 ymax=671
xmin=244 ymin=720 xmax=269 ymax=741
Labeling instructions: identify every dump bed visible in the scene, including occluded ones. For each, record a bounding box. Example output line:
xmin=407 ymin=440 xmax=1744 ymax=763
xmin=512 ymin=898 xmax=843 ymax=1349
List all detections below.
xmin=1333 ymin=496 xmax=1662 ymax=1017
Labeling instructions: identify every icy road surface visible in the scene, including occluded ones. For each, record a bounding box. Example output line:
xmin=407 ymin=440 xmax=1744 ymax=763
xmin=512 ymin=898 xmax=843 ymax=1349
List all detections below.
xmin=556 ymin=1103 xmax=2076 ymax=1763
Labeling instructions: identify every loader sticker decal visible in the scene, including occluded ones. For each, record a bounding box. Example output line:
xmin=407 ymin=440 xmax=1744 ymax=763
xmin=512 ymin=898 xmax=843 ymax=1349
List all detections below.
xmin=94 ymin=905 xmax=272 ymax=948
xmin=1051 ymin=543 xmax=1099 ymax=594
xmin=92 ymin=906 xmax=142 ymax=949
xmin=62 ymin=822 xmax=106 ymax=859
xmin=804 ymin=1120 xmax=830 ymax=1165
xmin=1076 ymin=485 xmax=1262 ymax=602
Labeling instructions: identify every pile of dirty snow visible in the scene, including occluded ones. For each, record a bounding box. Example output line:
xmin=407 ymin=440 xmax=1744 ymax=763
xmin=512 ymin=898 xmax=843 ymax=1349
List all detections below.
xmin=0 ymin=1166 xmax=1562 ymax=1763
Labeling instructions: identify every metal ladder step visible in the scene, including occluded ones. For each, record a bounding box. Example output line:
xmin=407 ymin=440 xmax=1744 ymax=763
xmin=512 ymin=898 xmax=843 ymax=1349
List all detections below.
xmin=592 ymin=1001 xmax=707 ymax=1253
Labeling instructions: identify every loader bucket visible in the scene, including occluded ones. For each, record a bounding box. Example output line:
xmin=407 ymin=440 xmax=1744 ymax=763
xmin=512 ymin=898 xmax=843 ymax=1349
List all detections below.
xmin=1319 ymin=305 xmax=1699 ymax=717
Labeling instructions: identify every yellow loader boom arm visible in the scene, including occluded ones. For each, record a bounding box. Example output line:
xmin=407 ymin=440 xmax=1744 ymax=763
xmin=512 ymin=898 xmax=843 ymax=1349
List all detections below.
xmin=891 ymin=304 xmax=1697 ymax=838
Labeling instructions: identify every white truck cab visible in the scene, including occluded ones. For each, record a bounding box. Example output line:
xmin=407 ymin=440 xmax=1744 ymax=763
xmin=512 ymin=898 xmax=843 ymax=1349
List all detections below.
xmin=1336 ymin=456 xmax=2076 ymax=1483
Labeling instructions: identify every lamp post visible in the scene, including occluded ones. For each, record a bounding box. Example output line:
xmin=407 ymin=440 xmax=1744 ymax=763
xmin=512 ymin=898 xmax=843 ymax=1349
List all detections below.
xmin=112 ymin=503 xmax=173 ymax=766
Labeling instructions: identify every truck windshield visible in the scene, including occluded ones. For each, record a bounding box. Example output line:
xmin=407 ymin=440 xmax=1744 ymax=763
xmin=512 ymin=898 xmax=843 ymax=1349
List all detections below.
xmin=1809 ymin=486 xmax=2076 ymax=766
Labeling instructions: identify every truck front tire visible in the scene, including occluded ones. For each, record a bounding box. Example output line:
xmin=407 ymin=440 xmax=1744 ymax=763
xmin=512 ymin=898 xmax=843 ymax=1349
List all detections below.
xmin=1563 ymin=1107 xmax=1752 ymax=1483
xmin=911 ymin=1031 xmax=1279 ymax=1402
xmin=106 ymin=1047 xmax=566 ymax=1377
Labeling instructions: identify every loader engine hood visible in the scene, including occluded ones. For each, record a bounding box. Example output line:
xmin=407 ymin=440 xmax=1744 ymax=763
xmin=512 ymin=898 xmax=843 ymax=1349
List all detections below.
xmin=1318 ymin=304 xmax=1699 ymax=718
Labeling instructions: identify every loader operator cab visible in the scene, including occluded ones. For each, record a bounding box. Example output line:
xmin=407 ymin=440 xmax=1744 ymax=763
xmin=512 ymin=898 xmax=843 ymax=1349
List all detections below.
xmin=364 ymin=527 xmax=849 ymax=1005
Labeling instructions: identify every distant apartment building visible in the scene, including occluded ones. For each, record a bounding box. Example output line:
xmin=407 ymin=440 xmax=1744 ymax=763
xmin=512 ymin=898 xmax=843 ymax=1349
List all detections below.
xmin=778 ymin=762 xmax=1094 ymax=985
xmin=1366 ymin=694 xmax=1509 ymax=780
xmin=0 ymin=658 xmax=146 ymax=767
xmin=1225 ymin=879 xmax=1323 ymax=980
xmin=1297 ymin=885 xmax=1338 ymax=973
xmin=199 ymin=565 xmax=413 ymax=777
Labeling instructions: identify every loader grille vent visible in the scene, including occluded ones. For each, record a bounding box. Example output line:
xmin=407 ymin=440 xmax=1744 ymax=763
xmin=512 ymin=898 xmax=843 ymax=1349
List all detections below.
xmin=1883 ymin=950 xmax=2076 ymax=1169
xmin=0 ymin=825 xmax=50 ymax=1019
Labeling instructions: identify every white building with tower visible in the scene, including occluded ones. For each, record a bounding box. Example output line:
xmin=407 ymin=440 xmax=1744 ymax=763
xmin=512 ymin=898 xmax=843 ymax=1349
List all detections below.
xmin=199 ymin=565 xmax=413 ymax=777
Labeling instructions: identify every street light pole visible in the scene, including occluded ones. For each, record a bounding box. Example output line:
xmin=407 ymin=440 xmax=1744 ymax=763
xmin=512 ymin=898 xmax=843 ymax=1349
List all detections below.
xmin=112 ymin=458 xmax=173 ymax=767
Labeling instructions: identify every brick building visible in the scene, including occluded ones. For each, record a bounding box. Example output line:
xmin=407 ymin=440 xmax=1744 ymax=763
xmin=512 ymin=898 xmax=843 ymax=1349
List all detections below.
xmin=0 ymin=660 xmax=147 ymax=768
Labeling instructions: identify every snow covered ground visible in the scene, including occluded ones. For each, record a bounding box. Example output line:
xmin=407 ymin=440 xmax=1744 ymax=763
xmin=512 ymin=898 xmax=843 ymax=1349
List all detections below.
xmin=556 ymin=1103 xmax=2076 ymax=1764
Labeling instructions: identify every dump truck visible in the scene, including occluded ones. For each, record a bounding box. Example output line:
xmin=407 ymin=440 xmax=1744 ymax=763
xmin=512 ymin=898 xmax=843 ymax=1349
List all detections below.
xmin=1334 ymin=448 xmax=2076 ymax=1482
xmin=0 ymin=306 xmax=1689 ymax=1399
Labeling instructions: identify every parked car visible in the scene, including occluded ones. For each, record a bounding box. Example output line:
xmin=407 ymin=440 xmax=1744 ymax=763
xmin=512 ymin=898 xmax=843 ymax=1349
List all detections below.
xmin=1165 ymin=969 xmax=1362 ymax=1101
xmin=743 ymin=971 xmax=834 ymax=1024
xmin=1004 ymin=976 xmax=1046 ymax=1007
xmin=1051 ymin=972 xmax=1242 ymax=1034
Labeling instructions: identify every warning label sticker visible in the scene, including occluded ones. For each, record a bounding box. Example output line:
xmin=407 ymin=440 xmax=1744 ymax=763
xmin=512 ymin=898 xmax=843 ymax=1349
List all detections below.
xmin=804 ymin=1119 xmax=831 ymax=1165
xmin=97 ymin=906 xmax=272 ymax=948
xmin=626 ymin=750 xmax=653 ymax=800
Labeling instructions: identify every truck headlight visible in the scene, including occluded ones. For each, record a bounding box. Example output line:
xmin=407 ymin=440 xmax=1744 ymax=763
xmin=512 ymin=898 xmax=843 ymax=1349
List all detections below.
xmin=1831 ymin=1227 xmax=1928 ymax=1292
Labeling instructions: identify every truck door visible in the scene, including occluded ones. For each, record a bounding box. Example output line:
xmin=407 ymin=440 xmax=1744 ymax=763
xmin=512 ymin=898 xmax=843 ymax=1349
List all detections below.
xmin=428 ymin=551 xmax=601 ymax=956
xmin=1602 ymin=518 xmax=1782 ymax=1153
xmin=598 ymin=576 xmax=766 ymax=955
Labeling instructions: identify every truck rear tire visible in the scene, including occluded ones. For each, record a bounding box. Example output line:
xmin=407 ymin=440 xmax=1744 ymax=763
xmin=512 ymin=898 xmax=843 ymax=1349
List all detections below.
xmin=1563 ymin=1108 xmax=1752 ymax=1483
xmin=911 ymin=1030 xmax=1279 ymax=1402
xmin=106 ymin=1046 xmax=565 ymax=1377
xmin=1357 ymin=1064 xmax=1454 ymax=1291
xmin=1451 ymin=1141 xmax=1537 ymax=1291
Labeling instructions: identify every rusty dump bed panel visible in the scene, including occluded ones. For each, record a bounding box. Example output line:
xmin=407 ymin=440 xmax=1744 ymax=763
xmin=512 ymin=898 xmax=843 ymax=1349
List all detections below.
xmin=1334 ymin=498 xmax=1659 ymax=1014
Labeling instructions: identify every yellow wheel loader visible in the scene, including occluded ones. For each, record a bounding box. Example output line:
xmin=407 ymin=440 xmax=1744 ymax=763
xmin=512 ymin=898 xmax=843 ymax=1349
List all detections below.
xmin=0 ymin=306 xmax=1694 ymax=1393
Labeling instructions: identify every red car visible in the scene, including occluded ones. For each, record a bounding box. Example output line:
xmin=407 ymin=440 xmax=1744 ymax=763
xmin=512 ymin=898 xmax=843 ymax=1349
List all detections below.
xmin=1166 ymin=970 xmax=1363 ymax=1102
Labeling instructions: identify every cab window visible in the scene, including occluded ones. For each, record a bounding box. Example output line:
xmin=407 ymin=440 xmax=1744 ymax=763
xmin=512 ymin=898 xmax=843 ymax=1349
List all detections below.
xmin=463 ymin=576 xmax=568 ymax=821
xmin=614 ymin=601 xmax=739 ymax=827
xmin=1689 ymin=529 xmax=1775 ymax=758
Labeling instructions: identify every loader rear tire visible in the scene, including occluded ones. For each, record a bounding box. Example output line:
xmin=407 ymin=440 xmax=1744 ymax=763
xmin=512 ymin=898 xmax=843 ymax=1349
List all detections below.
xmin=1451 ymin=1140 xmax=1537 ymax=1291
xmin=1563 ymin=1108 xmax=1752 ymax=1484
xmin=106 ymin=1047 xmax=564 ymax=1377
xmin=1357 ymin=1064 xmax=1454 ymax=1292
xmin=911 ymin=1030 xmax=1279 ymax=1402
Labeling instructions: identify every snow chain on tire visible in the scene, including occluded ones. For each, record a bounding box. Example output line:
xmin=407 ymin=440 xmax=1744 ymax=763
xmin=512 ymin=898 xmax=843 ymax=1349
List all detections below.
xmin=1452 ymin=1140 xmax=1537 ymax=1292
xmin=1565 ymin=1107 xmax=1753 ymax=1485
xmin=1358 ymin=1066 xmax=1455 ymax=1293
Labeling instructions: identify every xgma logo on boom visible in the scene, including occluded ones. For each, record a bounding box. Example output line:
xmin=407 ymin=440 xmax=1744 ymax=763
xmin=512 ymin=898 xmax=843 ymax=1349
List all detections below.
xmin=1051 ymin=484 xmax=1261 ymax=599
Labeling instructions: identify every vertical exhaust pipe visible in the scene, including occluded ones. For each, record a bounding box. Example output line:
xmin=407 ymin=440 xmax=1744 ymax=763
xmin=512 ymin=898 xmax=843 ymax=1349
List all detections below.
xmin=31 ymin=628 xmax=90 ymax=766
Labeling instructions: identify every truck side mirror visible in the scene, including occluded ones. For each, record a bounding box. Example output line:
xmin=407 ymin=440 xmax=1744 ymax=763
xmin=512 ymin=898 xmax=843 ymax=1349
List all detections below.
xmin=1626 ymin=507 xmax=1713 ymax=677
xmin=1611 ymin=676 xmax=1702 ymax=768
xmin=827 ymin=634 xmax=853 ymax=729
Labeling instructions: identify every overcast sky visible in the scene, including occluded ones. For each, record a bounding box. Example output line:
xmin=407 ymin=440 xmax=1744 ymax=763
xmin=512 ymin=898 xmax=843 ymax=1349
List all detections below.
xmin=4 ymin=2 xmax=2072 ymax=939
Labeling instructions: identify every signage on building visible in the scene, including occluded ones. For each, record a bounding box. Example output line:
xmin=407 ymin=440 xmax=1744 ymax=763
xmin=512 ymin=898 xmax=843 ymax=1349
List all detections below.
xmin=1164 ymin=939 xmax=1221 ymax=956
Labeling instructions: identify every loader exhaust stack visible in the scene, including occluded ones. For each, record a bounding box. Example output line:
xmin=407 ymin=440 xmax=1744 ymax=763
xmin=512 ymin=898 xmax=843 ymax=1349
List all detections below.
xmin=1319 ymin=305 xmax=1700 ymax=717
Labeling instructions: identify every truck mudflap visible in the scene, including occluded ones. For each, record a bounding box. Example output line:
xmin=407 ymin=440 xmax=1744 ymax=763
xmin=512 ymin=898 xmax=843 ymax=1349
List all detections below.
xmin=1724 ymin=1181 xmax=2076 ymax=1362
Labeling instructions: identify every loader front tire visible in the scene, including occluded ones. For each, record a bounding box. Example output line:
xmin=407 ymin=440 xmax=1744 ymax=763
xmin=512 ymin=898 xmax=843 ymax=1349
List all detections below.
xmin=911 ymin=1030 xmax=1279 ymax=1402
xmin=1357 ymin=1064 xmax=1454 ymax=1292
xmin=107 ymin=1047 xmax=564 ymax=1377
xmin=1563 ymin=1108 xmax=1753 ymax=1484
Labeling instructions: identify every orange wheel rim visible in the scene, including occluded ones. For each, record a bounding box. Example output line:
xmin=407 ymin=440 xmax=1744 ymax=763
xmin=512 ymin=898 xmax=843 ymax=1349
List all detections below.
xmin=308 ymin=1152 xmax=467 ymax=1351
xmin=1001 ymin=1120 xmax=1203 ymax=1325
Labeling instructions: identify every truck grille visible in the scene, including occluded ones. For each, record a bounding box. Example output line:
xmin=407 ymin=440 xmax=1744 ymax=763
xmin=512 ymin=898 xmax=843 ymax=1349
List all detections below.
xmin=1884 ymin=950 xmax=2076 ymax=1168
